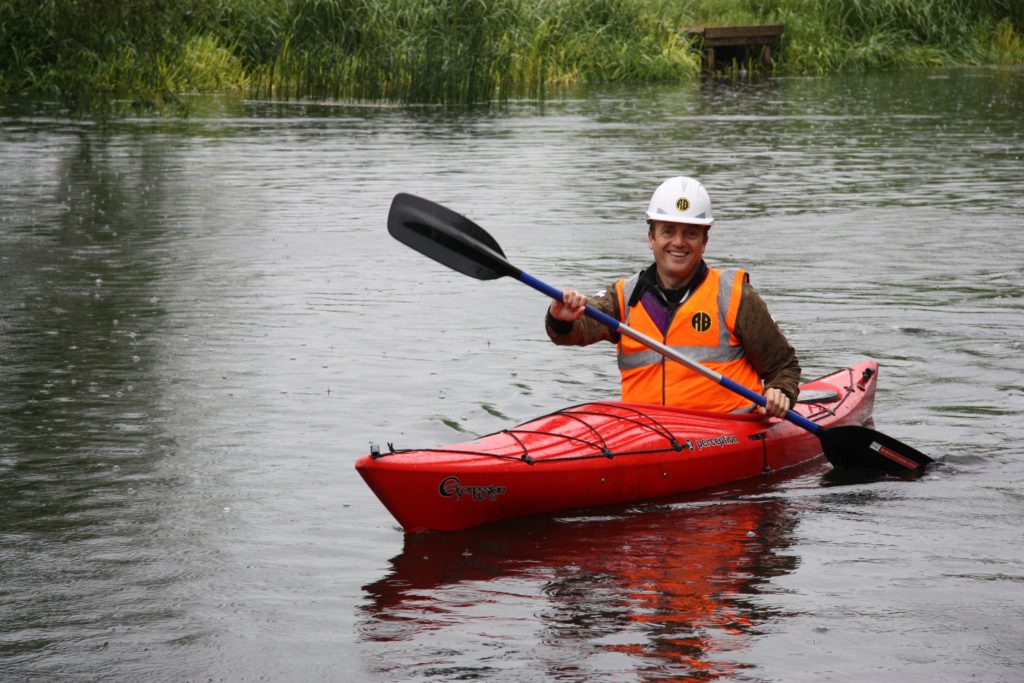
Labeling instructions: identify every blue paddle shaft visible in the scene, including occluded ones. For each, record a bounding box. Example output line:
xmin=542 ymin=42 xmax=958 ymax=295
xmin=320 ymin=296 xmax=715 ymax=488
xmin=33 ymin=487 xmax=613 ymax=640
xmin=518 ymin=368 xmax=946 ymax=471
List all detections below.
xmin=519 ymin=270 xmax=822 ymax=435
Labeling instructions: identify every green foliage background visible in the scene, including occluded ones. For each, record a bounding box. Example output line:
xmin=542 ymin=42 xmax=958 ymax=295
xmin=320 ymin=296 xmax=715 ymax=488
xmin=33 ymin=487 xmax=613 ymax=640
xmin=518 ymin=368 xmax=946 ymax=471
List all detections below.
xmin=0 ymin=0 xmax=1021 ymax=105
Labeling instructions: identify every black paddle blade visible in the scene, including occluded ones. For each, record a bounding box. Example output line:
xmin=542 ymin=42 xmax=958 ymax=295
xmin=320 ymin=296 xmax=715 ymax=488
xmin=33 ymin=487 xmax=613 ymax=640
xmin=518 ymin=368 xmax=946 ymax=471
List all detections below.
xmin=387 ymin=193 xmax=518 ymax=281
xmin=820 ymin=425 xmax=934 ymax=471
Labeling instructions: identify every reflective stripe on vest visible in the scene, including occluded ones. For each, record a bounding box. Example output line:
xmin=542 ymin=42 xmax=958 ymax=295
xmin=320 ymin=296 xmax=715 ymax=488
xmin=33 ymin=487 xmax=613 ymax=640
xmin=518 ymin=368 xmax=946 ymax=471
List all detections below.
xmin=617 ymin=269 xmax=745 ymax=372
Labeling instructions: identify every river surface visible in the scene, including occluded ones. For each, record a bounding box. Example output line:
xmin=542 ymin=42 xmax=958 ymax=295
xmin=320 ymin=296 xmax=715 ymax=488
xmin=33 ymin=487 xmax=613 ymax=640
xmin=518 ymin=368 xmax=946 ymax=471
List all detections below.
xmin=1 ymin=67 xmax=1022 ymax=682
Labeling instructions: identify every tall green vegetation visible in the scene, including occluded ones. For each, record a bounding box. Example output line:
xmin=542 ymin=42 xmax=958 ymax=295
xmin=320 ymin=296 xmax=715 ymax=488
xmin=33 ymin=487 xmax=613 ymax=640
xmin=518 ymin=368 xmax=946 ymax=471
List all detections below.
xmin=680 ymin=0 xmax=1024 ymax=72
xmin=780 ymin=0 xmax=1024 ymax=72
xmin=0 ymin=0 xmax=249 ymax=102
xmin=0 ymin=0 xmax=1020 ymax=106
xmin=234 ymin=0 xmax=701 ymax=101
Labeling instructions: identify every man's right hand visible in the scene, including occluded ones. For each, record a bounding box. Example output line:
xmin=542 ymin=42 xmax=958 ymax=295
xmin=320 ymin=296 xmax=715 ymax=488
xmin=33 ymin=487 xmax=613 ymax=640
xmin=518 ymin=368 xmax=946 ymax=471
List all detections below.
xmin=549 ymin=290 xmax=588 ymax=322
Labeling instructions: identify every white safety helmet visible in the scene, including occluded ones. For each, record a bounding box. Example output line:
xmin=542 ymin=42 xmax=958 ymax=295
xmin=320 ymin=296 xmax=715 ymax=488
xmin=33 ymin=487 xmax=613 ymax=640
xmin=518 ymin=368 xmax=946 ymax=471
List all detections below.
xmin=645 ymin=176 xmax=714 ymax=227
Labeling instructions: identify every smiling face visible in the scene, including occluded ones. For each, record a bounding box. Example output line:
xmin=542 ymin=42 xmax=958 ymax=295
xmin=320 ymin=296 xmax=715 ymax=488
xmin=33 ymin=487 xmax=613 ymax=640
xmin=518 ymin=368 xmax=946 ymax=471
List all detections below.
xmin=647 ymin=220 xmax=709 ymax=289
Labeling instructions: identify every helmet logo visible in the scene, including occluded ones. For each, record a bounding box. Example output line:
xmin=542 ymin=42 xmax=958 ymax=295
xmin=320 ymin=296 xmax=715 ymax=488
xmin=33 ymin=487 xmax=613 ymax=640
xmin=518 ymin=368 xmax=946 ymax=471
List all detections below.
xmin=676 ymin=197 xmax=690 ymax=212
xmin=691 ymin=312 xmax=712 ymax=333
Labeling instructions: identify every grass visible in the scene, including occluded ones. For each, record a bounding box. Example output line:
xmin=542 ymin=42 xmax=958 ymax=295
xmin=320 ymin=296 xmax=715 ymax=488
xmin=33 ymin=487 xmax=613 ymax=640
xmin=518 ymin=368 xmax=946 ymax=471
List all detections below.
xmin=0 ymin=0 xmax=1021 ymax=107
xmin=680 ymin=0 xmax=1024 ymax=73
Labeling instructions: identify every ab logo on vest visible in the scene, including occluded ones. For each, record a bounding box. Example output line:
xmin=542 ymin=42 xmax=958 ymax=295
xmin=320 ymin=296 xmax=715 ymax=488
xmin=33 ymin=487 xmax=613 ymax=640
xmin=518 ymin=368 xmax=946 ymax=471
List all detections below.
xmin=691 ymin=311 xmax=712 ymax=333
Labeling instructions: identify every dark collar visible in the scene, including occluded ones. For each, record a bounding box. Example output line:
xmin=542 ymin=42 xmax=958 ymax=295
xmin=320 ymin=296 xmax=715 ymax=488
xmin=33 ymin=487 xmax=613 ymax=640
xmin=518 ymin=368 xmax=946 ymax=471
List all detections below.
xmin=628 ymin=261 xmax=709 ymax=308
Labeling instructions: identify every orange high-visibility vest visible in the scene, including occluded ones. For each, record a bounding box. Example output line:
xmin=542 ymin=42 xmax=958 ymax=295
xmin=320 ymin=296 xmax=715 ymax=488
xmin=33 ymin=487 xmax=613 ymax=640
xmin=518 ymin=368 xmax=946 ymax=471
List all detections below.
xmin=614 ymin=268 xmax=762 ymax=410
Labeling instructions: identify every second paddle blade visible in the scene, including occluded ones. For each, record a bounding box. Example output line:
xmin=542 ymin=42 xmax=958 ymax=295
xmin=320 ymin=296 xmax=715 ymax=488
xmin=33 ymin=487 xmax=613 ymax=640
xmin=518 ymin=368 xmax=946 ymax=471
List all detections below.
xmin=820 ymin=425 xmax=933 ymax=471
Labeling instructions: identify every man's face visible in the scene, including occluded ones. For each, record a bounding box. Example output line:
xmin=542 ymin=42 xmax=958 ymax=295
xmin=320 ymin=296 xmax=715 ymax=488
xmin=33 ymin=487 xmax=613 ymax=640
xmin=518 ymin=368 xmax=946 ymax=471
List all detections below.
xmin=648 ymin=220 xmax=709 ymax=287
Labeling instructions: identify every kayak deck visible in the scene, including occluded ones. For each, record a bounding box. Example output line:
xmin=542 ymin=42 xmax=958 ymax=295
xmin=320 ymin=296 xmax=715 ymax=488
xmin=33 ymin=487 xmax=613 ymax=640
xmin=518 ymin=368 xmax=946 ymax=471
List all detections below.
xmin=356 ymin=360 xmax=879 ymax=532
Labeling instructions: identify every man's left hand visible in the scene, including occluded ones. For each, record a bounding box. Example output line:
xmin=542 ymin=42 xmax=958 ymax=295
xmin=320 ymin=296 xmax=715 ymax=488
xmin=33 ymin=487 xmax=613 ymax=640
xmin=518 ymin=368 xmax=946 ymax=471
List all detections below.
xmin=760 ymin=388 xmax=790 ymax=419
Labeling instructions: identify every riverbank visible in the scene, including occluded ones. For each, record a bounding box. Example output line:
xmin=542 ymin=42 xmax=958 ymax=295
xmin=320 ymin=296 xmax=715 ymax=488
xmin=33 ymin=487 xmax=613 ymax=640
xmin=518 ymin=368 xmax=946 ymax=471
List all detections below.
xmin=1 ymin=0 xmax=1021 ymax=106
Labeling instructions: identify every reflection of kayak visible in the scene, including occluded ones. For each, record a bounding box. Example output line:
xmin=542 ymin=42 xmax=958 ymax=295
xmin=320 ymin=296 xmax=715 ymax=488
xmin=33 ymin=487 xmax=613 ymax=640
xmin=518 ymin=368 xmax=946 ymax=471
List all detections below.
xmin=360 ymin=494 xmax=801 ymax=678
xmin=356 ymin=360 xmax=879 ymax=532
xmin=363 ymin=483 xmax=802 ymax=609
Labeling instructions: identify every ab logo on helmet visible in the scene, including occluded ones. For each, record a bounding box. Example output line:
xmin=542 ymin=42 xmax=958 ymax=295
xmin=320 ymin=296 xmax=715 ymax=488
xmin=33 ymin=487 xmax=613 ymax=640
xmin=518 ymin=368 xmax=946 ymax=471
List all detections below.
xmin=691 ymin=311 xmax=712 ymax=333
xmin=676 ymin=197 xmax=690 ymax=212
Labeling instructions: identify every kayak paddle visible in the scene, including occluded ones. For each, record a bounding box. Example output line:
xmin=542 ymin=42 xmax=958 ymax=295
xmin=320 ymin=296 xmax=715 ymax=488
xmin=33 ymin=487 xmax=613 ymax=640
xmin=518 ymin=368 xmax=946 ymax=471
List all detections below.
xmin=387 ymin=192 xmax=933 ymax=472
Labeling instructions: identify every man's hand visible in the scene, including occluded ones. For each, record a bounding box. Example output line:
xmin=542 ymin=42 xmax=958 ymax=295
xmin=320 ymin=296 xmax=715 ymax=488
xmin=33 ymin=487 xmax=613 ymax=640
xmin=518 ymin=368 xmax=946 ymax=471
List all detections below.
xmin=549 ymin=290 xmax=588 ymax=322
xmin=760 ymin=387 xmax=790 ymax=419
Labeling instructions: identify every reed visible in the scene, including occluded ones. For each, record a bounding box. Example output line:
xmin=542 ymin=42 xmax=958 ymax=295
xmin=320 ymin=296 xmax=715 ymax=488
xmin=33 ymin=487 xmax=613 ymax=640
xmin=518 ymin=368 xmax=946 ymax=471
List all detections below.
xmin=0 ymin=0 xmax=1020 ymax=106
xmin=250 ymin=0 xmax=698 ymax=102
xmin=695 ymin=0 xmax=1024 ymax=73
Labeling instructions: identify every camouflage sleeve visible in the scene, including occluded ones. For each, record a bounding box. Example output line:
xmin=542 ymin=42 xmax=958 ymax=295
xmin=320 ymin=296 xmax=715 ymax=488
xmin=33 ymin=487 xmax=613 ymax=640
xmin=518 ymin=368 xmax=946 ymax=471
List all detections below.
xmin=545 ymin=283 xmax=621 ymax=346
xmin=734 ymin=283 xmax=802 ymax=407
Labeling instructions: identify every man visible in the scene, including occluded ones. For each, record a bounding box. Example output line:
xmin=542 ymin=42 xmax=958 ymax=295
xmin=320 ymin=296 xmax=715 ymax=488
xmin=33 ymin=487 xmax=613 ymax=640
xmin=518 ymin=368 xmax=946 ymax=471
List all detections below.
xmin=546 ymin=176 xmax=800 ymax=418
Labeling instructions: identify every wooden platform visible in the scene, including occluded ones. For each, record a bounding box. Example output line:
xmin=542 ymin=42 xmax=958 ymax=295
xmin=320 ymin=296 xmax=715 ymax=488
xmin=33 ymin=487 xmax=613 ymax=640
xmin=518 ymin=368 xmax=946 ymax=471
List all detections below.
xmin=685 ymin=25 xmax=784 ymax=71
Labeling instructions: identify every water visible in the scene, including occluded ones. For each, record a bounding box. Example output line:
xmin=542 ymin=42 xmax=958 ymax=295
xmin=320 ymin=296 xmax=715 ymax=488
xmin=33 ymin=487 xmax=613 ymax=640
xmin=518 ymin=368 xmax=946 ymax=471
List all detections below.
xmin=1 ymin=67 xmax=1022 ymax=681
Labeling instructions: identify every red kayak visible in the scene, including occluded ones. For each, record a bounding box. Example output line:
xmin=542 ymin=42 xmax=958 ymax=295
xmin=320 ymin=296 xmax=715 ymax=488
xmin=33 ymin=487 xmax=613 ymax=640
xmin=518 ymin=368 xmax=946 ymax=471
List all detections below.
xmin=356 ymin=360 xmax=879 ymax=532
